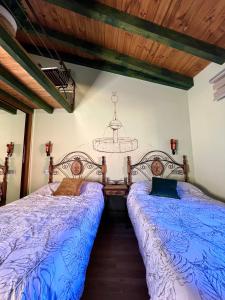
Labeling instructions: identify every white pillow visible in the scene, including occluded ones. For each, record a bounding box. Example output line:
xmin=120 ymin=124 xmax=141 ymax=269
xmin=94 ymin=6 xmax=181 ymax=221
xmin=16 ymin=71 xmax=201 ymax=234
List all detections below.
xmin=177 ymin=181 xmax=204 ymax=198
xmin=32 ymin=181 xmax=103 ymax=197
xmin=80 ymin=181 xmax=103 ymax=194
xmin=31 ymin=182 xmax=60 ymax=196
xmin=129 ymin=180 xmax=205 ymax=199
xmin=129 ymin=180 xmax=152 ymax=194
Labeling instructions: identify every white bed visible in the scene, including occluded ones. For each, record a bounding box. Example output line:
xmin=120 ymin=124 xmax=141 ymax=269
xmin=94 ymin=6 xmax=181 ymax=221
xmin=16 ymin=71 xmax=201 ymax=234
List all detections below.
xmin=0 ymin=181 xmax=104 ymax=300
xmin=127 ymin=180 xmax=225 ymax=300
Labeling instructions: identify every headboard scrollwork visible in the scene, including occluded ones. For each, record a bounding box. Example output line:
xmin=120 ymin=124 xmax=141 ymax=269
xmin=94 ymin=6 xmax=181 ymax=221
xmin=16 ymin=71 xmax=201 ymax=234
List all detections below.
xmin=48 ymin=151 xmax=106 ymax=184
xmin=127 ymin=150 xmax=188 ymax=186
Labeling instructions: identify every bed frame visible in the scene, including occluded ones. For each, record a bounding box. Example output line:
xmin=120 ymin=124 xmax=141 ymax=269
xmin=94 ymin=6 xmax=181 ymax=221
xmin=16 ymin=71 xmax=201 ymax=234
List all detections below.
xmin=127 ymin=150 xmax=188 ymax=186
xmin=0 ymin=156 xmax=9 ymax=206
xmin=48 ymin=151 xmax=107 ymax=184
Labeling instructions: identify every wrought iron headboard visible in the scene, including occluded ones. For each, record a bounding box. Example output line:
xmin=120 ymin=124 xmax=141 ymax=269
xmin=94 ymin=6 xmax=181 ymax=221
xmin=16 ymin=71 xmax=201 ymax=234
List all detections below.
xmin=48 ymin=151 xmax=106 ymax=184
xmin=0 ymin=156 xmax=9 ymax=206
xmin=127 ymin=150 xmax=188 ymax=186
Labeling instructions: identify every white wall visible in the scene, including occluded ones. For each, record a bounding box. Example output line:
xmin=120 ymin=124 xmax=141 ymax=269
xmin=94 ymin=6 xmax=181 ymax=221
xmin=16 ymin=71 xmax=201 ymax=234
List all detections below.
xmin=29 ymin=56 xmax=193 ymax=192
xmin=0 ymin=110 xmax=25 ymax=203
xmin=188 ymin=62 xmax=225 ymax=200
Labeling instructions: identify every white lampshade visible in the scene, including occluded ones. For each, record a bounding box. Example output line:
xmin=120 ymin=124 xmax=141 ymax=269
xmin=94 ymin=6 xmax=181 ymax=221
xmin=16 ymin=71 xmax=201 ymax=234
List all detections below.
xmin=0 ymin=5 xmax=17 ymax=37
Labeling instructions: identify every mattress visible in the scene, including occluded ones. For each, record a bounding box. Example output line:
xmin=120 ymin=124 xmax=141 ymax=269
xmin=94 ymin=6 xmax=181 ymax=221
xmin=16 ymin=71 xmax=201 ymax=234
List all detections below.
xmin=0 ymin=181 xmax=104 ymax=300
xmin=127 ymin=181 xmax=225 ymax=300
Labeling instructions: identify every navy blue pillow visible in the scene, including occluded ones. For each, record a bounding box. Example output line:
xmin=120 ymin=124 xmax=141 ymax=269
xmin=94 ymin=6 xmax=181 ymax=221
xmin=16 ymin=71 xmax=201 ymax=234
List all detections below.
xmin=150 ymin=177 xmax=180 ymax=199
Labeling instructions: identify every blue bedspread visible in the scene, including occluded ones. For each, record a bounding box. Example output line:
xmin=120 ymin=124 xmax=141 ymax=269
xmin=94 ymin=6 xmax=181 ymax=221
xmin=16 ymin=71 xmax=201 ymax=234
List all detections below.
xmin=127 ymin=181 xmax=225 ymax=300
xmin=0 ymin=182 xmax=104 ymax=300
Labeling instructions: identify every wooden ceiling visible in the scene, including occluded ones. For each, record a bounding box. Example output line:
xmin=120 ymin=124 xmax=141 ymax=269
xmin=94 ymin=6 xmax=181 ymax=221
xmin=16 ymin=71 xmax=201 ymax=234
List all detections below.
xmin=0 ymin=2 xmax=74 ymax=115
xmin=20 ymin=0 xmax=209 ymax=77
xmin=99 ymin=0 xmax=225 ymax=47
xmin=0 ymin=47 xmax=61 ymax=108
xmin=1 ymin=0 xmax=225 ymax=113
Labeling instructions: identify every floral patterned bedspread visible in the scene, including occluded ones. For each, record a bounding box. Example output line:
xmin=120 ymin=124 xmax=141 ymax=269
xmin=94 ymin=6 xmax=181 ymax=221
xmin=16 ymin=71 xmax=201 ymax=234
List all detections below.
xmin=127 ymin=181 xmax=225 ymax=300
xmin=0 ymin=182 xmax=104 ymax=300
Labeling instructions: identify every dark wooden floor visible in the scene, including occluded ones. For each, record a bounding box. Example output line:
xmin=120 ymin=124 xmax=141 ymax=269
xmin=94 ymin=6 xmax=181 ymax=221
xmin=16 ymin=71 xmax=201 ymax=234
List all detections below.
xmin=81 ymin=215 xmax=149 ymax=300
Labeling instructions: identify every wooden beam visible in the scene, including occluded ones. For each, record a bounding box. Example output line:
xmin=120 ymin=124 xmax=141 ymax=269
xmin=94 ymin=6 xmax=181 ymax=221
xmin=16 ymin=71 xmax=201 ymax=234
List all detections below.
xmin=0 ymin=101 xmax=17 ymax=114
xmin=0 ymin=88 xmax=33 ymax=114
xmin=20 ymin=113 xmax=33 ymax=197
xmin=24 ymin=44 xmax=190 ymax=90
xmin=0 ymin=64 xmax=54 ymax=113
xmin=0 ymin=24 xmax=73 ymax=112
xmin=23 ymin=26 xmax=193 ymax=89
xmin=44 ymin=0 xmax=225 ymax=64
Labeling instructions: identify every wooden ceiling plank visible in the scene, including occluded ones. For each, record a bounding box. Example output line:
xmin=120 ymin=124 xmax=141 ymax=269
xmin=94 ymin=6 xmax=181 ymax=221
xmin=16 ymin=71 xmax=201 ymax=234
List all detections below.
xmin=0 ymin=101 xmax=17 ymax=114
xmin=0 ymin=79 xmax=37 ymax=108
xmin=23 ymin=44 xmax=190 ymax=90
xmin=0 ymin=88 xmax=33 ymax=114
xmin=0 ymin=24 xmax=73 ymax=112
xmin=24 ymin=26 xmax=193 ymax=89
xmin=0 ymin=64 xmax=53 ymax=113
xmin=43 ymin=0 xmax=225 ymax=64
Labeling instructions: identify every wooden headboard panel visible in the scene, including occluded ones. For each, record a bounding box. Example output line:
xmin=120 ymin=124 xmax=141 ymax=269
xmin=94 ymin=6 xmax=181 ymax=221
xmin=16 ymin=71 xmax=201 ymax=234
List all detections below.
xmin=0 ymin=156 xmax=9 ymax=206
xmin=127 ymin=150 xmax=188 ymax=186
xmin=48 ymin=151 xmax=107 ymax=184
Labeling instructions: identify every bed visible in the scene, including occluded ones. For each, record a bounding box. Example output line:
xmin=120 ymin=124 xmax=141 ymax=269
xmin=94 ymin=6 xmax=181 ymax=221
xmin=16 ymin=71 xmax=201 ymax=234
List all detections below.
xmin=127 ymin=151 xmax=225 ymax=300
xmin=0 ymin=151 xmax=106 ymax=300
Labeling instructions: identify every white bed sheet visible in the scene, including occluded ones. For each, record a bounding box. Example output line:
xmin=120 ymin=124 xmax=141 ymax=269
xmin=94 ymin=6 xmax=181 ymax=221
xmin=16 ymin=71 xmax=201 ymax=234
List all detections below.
xmin=127 ymin=181 xmax=225 ymax=300
xmin=0 ymin=182 xmax=104 ymax=300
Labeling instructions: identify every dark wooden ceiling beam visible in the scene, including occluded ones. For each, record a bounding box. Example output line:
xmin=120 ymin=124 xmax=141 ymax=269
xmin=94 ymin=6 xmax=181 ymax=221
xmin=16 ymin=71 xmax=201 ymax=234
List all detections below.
xmin=0 ymin=101 xmax=17 ymax=114
xmin=0 ymin=64 xmax=53 ymax=113
xmin=24 ymin=44 xmax=190 ymax=90
xmin=0 ymin=24 xmax=73 ymax=112
xmin=44 ymin=0 xmax=225 ymax=64
xmin=0 ymin=88 xmax=33 ymax=114
xmin=23 ymin=26 xmax=193 ymax=89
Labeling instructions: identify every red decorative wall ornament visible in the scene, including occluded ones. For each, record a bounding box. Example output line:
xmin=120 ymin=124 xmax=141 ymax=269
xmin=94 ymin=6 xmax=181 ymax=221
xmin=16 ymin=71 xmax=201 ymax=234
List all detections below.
xmin=7 ymin=142 xmax=14 ymax=157
xmin=45 ymin=141 xmax=53 ymax=156
xmin=170 ymin=139 xmax=177 ymax=155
